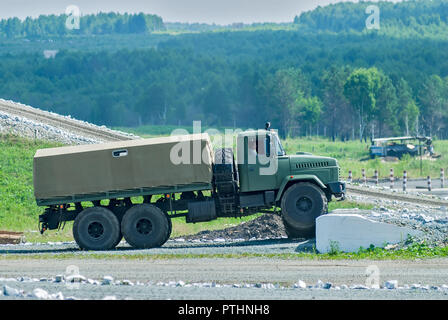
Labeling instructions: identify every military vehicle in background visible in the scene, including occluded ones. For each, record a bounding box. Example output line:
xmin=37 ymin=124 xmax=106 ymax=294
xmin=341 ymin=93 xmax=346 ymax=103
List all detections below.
xmin=369 ymin=136 xmax=438 ymax=159
xmin=34 ymin=124 xmax=345 ymax=251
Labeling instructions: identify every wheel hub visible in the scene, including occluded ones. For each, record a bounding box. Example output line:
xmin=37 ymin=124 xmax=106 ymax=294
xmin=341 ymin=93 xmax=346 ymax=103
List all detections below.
xmin=296 ymin=197 xmax=313 ymax=212
xmin=87 ymin=222 xmax=104 ymax=239
xmin=136 ymin=218 xmax=152 ymax=235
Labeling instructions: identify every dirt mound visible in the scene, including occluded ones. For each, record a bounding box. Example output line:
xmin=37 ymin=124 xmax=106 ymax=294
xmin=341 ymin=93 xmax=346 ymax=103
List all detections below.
xmin=179 ymin=214 xmax=288 ymax=241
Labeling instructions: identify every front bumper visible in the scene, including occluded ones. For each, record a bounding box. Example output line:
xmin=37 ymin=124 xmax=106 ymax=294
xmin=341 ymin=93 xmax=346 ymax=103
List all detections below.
xmin=327 ymin=181 xmax=346 ymax=198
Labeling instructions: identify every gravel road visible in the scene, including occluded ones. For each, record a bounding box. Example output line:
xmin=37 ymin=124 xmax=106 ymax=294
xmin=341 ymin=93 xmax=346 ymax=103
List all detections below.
xmin=1 ymin=257 xmax=448 ymax=300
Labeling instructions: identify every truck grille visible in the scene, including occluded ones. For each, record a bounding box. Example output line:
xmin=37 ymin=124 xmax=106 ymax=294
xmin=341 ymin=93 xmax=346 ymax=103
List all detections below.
xmin=296 ymin=161 xmax=329 ymax=169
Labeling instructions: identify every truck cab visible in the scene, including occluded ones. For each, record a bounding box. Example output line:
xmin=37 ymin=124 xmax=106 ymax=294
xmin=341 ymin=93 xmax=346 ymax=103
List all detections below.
xmin=214 ymin=127 xmax=345 ymax=238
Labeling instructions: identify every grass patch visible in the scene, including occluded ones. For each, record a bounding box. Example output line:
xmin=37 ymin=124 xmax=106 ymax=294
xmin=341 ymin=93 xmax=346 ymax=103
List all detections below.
xmin=0 ymin=135 xmax=61 ymax=231
xmin=2 ymin=242 xmax=448 ymax=261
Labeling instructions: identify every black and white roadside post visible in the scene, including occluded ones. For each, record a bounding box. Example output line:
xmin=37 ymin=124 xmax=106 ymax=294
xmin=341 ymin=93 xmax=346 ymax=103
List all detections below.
xmin=374 ymin=169 xmax=379 ymax=186
xmin=362 ymin=168 xmax=366 ymax=186
xmin=348 ymin=170 xmax=352 ymax=184
xmin=441 ymin=168 xmax=445 ymax=189
xmin=427 ymin=175 xmax=432 ymax=192
xmin=403 ymin=170 xmax=407 ymax=192
xmin=390 ymin=168 xmax=394 ymax=189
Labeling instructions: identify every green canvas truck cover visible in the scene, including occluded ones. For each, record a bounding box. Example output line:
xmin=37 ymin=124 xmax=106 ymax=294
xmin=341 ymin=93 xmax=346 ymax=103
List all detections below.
xmin=33 ymin=133 xmax=214 ymax=201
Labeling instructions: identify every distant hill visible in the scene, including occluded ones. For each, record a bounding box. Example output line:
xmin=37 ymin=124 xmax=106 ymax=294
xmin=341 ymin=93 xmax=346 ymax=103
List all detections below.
xmin=0 ymin=1 xmax=448 ymax=139
xmin=295 ymin=0 xmax=448 ymax=38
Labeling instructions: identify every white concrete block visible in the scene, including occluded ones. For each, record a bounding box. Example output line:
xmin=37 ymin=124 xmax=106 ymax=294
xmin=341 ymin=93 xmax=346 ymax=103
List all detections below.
xmin=316 ymin=213 xmax=423 ymax=253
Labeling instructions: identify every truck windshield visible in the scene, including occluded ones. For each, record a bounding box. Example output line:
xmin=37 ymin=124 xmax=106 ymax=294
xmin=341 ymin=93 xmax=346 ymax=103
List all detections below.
xmin=274 ymin=134 xmax=286 ymax=156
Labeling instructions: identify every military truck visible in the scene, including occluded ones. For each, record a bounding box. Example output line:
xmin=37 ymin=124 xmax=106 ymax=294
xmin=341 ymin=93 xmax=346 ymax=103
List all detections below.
xmin=34 ymin=125 xmax=345 ymax=250
xmin=369 ymin=136 xmax=434 ymax=159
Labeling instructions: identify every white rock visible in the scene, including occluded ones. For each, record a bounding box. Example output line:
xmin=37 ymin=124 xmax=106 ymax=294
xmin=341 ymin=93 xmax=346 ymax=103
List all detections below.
xmin=350 ymin=284 xmax=369 ymax=290
xmin=87 ymin=279 xmax=99 ymax=285
xmin=3 ymin=285 xmax=21 ymax=297
xmin=121 ymin=280 xmax=134 ymax=286
xmin=385 ymin=280 xmax=398 ymax=289
xmin=49 ymin=292 xmax=64 ymax=300
xmin=32 ymin=288 xmax=49 ymax=299
xmin=314 ymin=280 xmax=324 ymax=289
xmin=316 ymin=212 xmax=423 ymax=253
xmin=102 ymin=275 xmax=114 ymax=285
xmin=323 ymin=282 xmax=332 ymax=289
xmin=66 ymin=274 xmax=86 ymax=283
xmin=294 ymin=280 xmax=307 ymax=289
xmin=176 ymin=281 xmax=185 ymax=287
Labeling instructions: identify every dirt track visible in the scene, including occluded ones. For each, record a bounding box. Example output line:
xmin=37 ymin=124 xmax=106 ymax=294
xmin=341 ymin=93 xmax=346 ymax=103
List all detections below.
xmin=1 ymin=257 xmax=448 ymax=299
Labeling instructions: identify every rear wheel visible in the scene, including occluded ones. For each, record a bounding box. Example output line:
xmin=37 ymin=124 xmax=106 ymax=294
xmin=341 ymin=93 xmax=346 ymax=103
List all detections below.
xmin=121 ymin=204 xmax=169 ymax=249
xmin=161 ymin=212 xmax=172 ymax=246
xmin=73 ymin=207 xmax=121 ymax=251
xmin=281 ymin=182 xmax=327 ymax=239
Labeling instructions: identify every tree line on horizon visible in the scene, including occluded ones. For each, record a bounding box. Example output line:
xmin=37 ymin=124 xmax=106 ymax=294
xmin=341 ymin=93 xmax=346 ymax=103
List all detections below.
xmin=0 ymin=0 xmax=447 ymax=140
xmin=0 ymin=12 xmax=165 ymax=38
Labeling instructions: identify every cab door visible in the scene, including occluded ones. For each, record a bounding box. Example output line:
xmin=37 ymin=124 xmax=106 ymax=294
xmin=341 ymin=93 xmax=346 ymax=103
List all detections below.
xmin=246 ymin=133 xmax=278 ymax=192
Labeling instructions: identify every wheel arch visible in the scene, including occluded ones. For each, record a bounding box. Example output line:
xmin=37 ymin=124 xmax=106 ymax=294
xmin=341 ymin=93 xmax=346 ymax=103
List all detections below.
xmin=275 ymin=175 xmax=326 ymax=202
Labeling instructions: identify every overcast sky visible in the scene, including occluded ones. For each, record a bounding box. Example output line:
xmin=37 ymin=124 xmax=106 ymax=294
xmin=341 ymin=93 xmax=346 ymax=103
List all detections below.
xmin=0 ymin=0 xmax=402 ymax=24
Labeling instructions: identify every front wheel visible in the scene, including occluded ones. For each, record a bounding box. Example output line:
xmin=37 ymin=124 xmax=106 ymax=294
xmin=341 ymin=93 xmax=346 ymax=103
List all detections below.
xmin=280 ymin=182 xmax=328 ymax=239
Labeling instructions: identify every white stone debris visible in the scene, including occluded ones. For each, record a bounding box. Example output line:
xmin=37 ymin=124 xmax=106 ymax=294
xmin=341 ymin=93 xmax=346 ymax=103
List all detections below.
xmin=3 ymin=285 xmax=22 ymax=297
xmin=294 ymin=280 xmax=307 ymax=289
xmin=32 ymin=288 xmax=49 ymax=299
xmin=385 ymin=280 xmax=398 ymax=289
xmin=102 ymin=276 xmax=114 ymax=285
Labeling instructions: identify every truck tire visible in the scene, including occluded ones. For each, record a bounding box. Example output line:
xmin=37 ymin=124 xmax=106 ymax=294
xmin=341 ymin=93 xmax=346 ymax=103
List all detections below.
xmin=160 ymin=211 xmax=172 ymax=247
xmin=121 ymin=204 xmax=169 ymax=249
xmin=73 ymin=207 xmax=121 ymax=251
xmin=280 ymin=182 xmax=328 ymax=238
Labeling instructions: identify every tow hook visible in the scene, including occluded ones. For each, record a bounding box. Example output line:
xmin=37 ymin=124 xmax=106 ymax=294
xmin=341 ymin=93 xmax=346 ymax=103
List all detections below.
xmin=40 ymin=222 xmax=48 ymax=235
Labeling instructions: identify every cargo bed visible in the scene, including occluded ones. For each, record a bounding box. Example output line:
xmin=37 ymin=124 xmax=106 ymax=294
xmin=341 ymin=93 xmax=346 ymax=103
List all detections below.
xmin=34 ymin=133 xmax=214 ymax=206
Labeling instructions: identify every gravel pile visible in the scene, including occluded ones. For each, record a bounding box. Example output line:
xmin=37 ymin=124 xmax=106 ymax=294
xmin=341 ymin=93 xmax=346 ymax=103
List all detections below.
xmin=348 ymin=193 xmax=448 ymax=247
xmin=0 ymin=110 xmax=99 ymax=145
xmin=177 ymin=214 xmax=288 ymax=241
xmin=0 ymin=98 xmax=138 ymax=144
xmin=367 ymin=208 xmax=448 ymax=247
